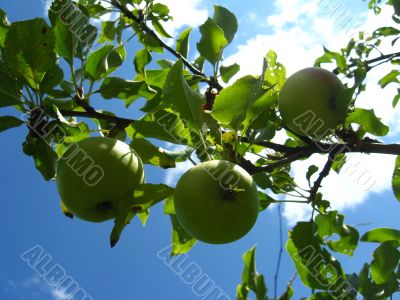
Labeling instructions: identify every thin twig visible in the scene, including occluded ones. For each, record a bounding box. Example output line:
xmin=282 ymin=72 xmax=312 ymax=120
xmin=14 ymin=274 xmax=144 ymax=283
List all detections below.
xmin=110 ymin=0 xmax=223 ymax=91
xmin=60 ymin=109 xmax=134 ymax=125
xmin=334 ymin=51 xmax=400 ymax=73
xmin=308 ymin=151 xmax=337 ymax=222
xmin=253 ymin=150 xmax=313 ymax=174
xmin=274 ymin=203 xmax=284 ymax=300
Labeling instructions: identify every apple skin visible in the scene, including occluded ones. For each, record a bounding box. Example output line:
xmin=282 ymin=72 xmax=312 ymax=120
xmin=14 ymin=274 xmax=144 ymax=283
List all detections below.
xmin=173 ymin=160 xmax=259 ymax=244
xmin=278 ymin=67 xmax=347 ymax=139
xmin=56 ymin=136 xmax=144 ymax=222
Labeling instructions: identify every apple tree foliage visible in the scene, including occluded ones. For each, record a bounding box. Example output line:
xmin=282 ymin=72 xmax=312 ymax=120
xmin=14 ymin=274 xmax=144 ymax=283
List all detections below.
xmin=0 ymin=0 xmax=400 ymax=298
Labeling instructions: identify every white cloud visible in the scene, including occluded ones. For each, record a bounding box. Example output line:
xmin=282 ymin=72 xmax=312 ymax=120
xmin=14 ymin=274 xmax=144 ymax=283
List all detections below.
xmin=224 ymin=1 xmax=400 ymax=225
xmin=283 ymin=152 xmax=396 ymax=226
xmin=17 ymin=275 xmax=75 ymax=300
xmin=51 ymin=288 xmax=73 ymax=300
xmin=43 ymin=0 xmax=52 ymax=15
xmin=159 ymin=0 xmax=208 ymax=35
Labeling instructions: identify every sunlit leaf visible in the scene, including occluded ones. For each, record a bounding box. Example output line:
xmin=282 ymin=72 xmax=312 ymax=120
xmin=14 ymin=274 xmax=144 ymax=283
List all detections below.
xmin=134 ymin=48 xmax=152 ymax=77
xmin=220 ymin=63 xmax=240 ymax=83
xmin=163 ymin=60 xmax=203 ymax=129
xmin=361 ymin=227 xmax=400 ymax=244
xmin=176 ymin=27 xmax=192 ymax=59
xmin=370 ymin=241 xmax=400 ymax=284
xmin=0 ymin=8 xmax=10 ymax=47
xmin=126 ymin=110 xmax=192 ymax=146
xmin=196 ymin=18 xmax=227 ymax=66
xmin=315 ymin=211 xmax=359 ymax=256
xmin=287 ymin=222 xmax=346 ymax=290
xmin=85 ymin=44 xmax=114 ymax=81
xmin=212 ymin=75 xmax=263 ymax=130
xmin=4 ymin=18 xmax=56 ymax=89
xmin=237 ymin=246 xmax=268 ymax=300
xmin=23 ymin=136 xmax=58 ymax=181
xmin=346 ymin=108 xmax=389 ymax=136
xmin=213 ymin=6 xmax=237 ymax=44
xmin=170 ymin=214 xmax=197 ymax=255
xmin=130 ymin=138 xmax=176 ymax=168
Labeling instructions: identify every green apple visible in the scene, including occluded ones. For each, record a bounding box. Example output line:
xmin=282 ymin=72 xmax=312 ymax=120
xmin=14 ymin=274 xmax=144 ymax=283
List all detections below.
xmin=56 ymin=136 xmax=144 ymax=222
xmin=278 ymin=67 xmax=347 ymax=139
xmin=173 ymin=160 xmax=259 ymax=244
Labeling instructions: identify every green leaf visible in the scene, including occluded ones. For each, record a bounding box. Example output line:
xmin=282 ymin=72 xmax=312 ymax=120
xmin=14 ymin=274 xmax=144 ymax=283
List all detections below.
xmin=134 ymin=48 xmax=152 ymax=76
xmin=107 ymin=45 xmax=126 ymax=74
xmin=358 ymin=263 xmax=384 ymax=299
xmin=85 ymin=44 xmax=114 ymax=81
xmin=315 ymin=211 xmax=359 ymax=256
xmin=220 ymin=63 xmax=240 ymax=83
xmin=241 ymin=246 xmax=257 ymax=291
xmin=394 ymin=0 xmax=400 ymax=15
xmin=126 ymin=110 xmax=192 ymax=146
xmin=378 ymin=70 xmax=399 ymax=88
xmin=130 ymin=138 xmax=176 ymax=168
xmin=331 ymin=153 xmax=346 ymax=173
xmin=110 ymin=183 xmax=174 ymax=246
xmin=40 ymin=63 xmax=64 ymax=93
xmin=49 ymin=1 xmax=97 ymax=51
xmin=237 ymin=246 xmax=268 ymax=300
xmin=133 ymin=183 xmax=174 ymax=207
xmin=143 ymin=69 xmax=170 ymax=88
xmin=277 ymin=284 xmax=294 ymax=300
xmin=346 ymin=108 xmax=389 ymax=136
xmin=0 ymin=8 xmax=10 ymax=47
xmin=361 ymin=228 xmax=400 ymax=244
xmin=393 ymin=156 xmax=400 ymax=202
xmin=244 ymin=97 xmax=278 ymax=134
xmin=212 ymin=6 xmax=238 ymax=44
xmin=236 ymin=283 xmax=249 ymax=300
xmin=150 ymin=3 xmax=170 ymax=19
xmin=0 ymin=62 xmax=22 ymax=108
xmin=109 ymin=191 xmax=137 ymax=247
xmin=254 ymin=274 xmax=268 ymax=300
xmin=0 ymin=116 xmax=24 ymax=132
xmin=314 ymin=47 xmax=347 ymax=71
xmin=170 ymin=214 xmax=197 ymax=255
xmin=370 ymin=241 xmax=400 ymax=284
xmin=176 ymin=27 xmax=192 ymax=59
xmin=98 ymin=21 xmax=116 ymax=43
xmin=393 ymin=91 xmax=400 ymax=108
xmin=258 ymin=192 xmax=275 ymax=211
xmin=212 ymin=75 xmax=262 ymax=130
xmin=163 ymin=60 xmax=203 ymax=129
xmin=151 ymin=20 xmax=172 ymax=38
xmin=263 ymin=50 xmax=286 ymax=90
xmin=23 ymin=136 xmax=58 ymax=181
xmin=4 ymin=18 xmax=56 ymax=89
xmin=53 ymin=19 xmax=74 ymax=63
xmin=196 ymin=18 xmax=227 ymax=66
xmin=286 ymin=222 xmax=346 ymax=290
xmin=85 ymin=4 xmax=108 ymax=18
xmin=100 ymin=77 xmax=154 ymax=105
xmin=306 ymin=165 xmax=318 ymax=186
xmin=163 ymin=196 xmax=175 ymax=214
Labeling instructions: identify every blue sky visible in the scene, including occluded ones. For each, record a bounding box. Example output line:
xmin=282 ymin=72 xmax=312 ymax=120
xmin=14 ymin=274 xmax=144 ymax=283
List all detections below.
xmin=0 ymin=0 xmax=400 ymax=299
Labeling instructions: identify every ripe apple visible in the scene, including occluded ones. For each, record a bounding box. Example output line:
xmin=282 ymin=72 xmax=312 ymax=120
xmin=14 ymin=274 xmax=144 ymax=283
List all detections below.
xmin=173 ymin=160 xmax=259 ymax=244
xmin=278 ymin=67 xmax=347 ymax=139
xmin=56 ymin=136 xmax=144 ymax=222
